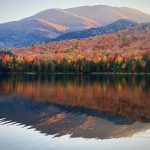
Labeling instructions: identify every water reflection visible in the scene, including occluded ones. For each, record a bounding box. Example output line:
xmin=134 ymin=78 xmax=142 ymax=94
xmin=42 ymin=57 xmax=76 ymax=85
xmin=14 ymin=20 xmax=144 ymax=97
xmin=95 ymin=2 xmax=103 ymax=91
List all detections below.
xmin=0 ymin=74 xmax=150 ymax=149
xmin=0 ymin=74 xmax=150 ymax=122
xmin=0 ymin=119 xmax=150 ymax=150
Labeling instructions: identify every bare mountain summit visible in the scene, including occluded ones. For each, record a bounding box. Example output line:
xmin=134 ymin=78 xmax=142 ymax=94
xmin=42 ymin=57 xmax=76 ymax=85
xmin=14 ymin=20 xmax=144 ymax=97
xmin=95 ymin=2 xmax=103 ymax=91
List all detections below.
xmin=0 ymin=5 xmax=149 ymax=48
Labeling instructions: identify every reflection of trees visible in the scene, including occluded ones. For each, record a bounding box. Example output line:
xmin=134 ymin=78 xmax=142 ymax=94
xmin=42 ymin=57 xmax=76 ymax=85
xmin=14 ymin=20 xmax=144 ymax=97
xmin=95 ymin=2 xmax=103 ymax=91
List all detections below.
xmin=0 ymin=74 xmax=150 ymax=122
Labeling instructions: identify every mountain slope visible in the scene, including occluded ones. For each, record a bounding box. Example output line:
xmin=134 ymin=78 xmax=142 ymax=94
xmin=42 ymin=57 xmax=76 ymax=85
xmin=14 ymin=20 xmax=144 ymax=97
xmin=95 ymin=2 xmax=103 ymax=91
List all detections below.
xmin=0 ymin=9 xmax=98 ymax=49
xmin=33 ymin=9 xmax=98 ymax=30
xmin=67 ymin=5 xmax=150 ymax=24
xmin=0 ymin=18 xmax=68 ymax=48
xmin=14 ymin=23 xmax=150 ymax=56
xmin=0 ymin=5 xmax=150 ymax=49
xmin=52 ymin=19 xmax=136 ymax=41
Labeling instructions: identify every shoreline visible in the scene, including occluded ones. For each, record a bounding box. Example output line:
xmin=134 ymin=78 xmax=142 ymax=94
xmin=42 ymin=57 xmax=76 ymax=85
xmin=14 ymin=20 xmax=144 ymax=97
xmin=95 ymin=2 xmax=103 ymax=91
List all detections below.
xmin=0 ymin=72 xmax=150 ymax=75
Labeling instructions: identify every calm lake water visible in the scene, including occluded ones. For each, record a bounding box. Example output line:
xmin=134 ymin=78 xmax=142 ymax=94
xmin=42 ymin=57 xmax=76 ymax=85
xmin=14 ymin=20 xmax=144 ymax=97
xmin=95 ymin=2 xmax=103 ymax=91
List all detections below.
xmin=0 ymin=74 xmax=150 ymax=150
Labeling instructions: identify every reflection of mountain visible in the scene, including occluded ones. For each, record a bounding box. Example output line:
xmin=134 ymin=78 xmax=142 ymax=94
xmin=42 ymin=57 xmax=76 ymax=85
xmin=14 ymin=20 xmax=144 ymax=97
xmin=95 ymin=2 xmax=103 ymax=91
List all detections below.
xmin=0 ymin=75 xmax=150 ymax=122
xmin=0 ymin=96 xmax=150 ymax=139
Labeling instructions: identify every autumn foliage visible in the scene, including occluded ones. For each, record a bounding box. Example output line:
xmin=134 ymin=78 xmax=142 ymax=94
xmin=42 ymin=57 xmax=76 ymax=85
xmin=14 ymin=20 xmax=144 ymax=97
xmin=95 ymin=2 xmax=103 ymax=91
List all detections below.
xmin=0 ymin=23 xmax=150 ymax=73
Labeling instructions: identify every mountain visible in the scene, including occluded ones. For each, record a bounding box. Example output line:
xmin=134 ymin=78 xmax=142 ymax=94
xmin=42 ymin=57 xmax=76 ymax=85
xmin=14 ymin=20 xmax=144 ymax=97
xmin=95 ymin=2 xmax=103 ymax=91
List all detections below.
xmin=0 ymin=5 xmax=150 ymax=49
xmin=52 ymin=19 xmax=136 ymax=41
xmin=14 ymin=23 xmax=150 ymax=56
xmin=66 ymin=5 xmax=150 ymax=25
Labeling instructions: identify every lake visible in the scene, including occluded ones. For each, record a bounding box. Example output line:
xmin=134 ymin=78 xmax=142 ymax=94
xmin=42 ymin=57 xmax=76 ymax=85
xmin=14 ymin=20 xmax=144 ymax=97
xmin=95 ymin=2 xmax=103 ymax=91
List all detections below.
xmin=0 ymin=74 xmax=150 ymax=150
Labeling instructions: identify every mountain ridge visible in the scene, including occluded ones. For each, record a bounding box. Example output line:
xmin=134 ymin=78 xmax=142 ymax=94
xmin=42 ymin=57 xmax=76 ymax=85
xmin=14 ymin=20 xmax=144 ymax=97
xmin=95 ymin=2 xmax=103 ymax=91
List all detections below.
xmin=0 ymin=5 xmax=150 ymax=49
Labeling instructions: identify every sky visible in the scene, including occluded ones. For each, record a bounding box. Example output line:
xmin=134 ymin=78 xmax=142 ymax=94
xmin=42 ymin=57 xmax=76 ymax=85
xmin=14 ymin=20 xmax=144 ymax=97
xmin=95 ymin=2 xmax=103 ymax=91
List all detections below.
xmin=0 ymin=0 xmax=149 ymax=23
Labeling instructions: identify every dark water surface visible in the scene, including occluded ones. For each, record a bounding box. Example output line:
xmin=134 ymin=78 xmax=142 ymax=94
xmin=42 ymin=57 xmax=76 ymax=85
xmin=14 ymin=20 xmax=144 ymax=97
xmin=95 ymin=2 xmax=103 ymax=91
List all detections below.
xmin=0 ymin=74 xmax=150 ymax=150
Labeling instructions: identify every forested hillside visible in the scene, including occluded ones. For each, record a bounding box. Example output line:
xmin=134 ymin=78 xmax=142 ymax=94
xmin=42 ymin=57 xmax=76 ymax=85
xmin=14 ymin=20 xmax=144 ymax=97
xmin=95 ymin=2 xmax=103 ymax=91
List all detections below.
xmin=0 ymin=23 xmax=150 ymax=73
